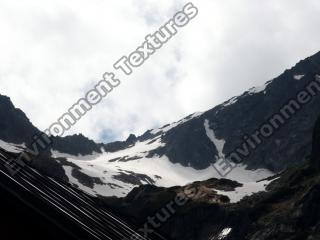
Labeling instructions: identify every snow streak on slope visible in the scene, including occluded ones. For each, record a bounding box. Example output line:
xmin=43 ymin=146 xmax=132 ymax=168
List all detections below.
xmin=62 ymin=165 xmax=133 ymax=197
xmin=0 ymin=139 xmax=25 ymax=153
xmin=216 ymin=228 xmax=232 ymax=240
xmin=293 ymin=74 xmax=305 ymax=80
xmin=220 ymin=80 xmax=272 ymax=110
xmin=203 ymin=119 xmax=275 ymax=202
xmin=222 ymin=97 xmax=238 ymax=107
xmin=248 ymin=80 xmax=271 ymax=94
xmin=204 ymin=119 xmax=225 ymax=159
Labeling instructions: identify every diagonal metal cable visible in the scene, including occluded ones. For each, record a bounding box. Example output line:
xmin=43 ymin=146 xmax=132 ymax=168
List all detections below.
xmin=0 ymin=149 xmax=154 ymax=240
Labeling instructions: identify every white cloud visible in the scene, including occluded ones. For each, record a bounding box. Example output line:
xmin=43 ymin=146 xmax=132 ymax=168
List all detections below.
xmin=1 ymin=0 xmax=320 ymax=142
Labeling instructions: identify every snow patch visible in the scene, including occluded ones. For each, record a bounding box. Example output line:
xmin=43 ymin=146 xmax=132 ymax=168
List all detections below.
xmin=0 ymin=139 xmax=25 ymax=153
xmin=222 ymin=97 xmax=238 ymax=107
xmin=57 ymin=132 xmax=273 ymax=198
xmin=218 ymin=228 xmax=232 ymax=239
xmin=57 ymin=136 xmax=223 ymax=197
xmin=61 ymin=153 xmax=218 ymax=197
xmin=215 ymin=177 xmax=278 ymax=203
xmin=62 ymin=166 xmax=129 ymax=197
xmin=52 ymin=150 xmax=100 ymax=160
xmin=293 ymin=74 xmax=305 ymax=80
xmin=54 ymin=127 xmax=274 ymax=198
xmin=204 ymin=119 xmax=226 ymax=159
xmin=248 ymin=80 xmax=271 ymax=94
xmin=203 ymin=119 xmax=275 ymax=202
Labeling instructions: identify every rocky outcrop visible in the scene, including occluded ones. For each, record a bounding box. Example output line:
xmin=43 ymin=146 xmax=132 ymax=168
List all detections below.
xmin=311 ymin=115 xmax=320 ymax=171
xmin=0 ymin=94 xmax=40 ymax=144
xmin=51 ymin=134 xmax=102 ymax=156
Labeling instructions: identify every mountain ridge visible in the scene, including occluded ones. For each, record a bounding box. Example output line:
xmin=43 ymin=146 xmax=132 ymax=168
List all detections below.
xmin=1 ymin=51 xmax=320 ymax=199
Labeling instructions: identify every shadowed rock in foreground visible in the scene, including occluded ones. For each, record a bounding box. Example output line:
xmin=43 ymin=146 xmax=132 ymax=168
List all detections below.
xmin=311 ymin=115 xmax=320 ymax=171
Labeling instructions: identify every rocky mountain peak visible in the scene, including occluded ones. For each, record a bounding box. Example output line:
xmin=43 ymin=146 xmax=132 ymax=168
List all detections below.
xmin=0 ymin=94 xmax=39 ymax=144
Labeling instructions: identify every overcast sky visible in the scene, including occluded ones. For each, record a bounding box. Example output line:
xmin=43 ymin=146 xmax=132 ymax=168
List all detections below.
xmin=1 ymin=0 xmax=320 ymax=143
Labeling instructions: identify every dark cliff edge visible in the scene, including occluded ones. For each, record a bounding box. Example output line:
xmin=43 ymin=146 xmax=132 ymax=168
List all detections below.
xmin=0 ymin=95 xmax=40 ymax=144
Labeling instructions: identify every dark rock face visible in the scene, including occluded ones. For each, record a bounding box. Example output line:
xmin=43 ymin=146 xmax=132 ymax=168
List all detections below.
xmin=126 ymin=134 xmax=137 ymax=144
xmin=0 ymin=95 xmax=102 ymax=156
xmin=0 ymin=186 xmax=88 ymax=240
xmin=205 ymin=66 xmax=320 ymax=172
xmin=0 ymin=95 xmax=104 ymax=183
xmin=311 ymin=115 xmax=320 ymax=170
xmin=143 ymin=51 xmax=320 ymax=172
xmin=153 ymin=120 xmax=218 ymax=169
xmin=113 ymin=171 xmax=156 ymax=185
xmin=0 ymin=95 xmax=40 ymax=144
xmin=31 ymin=156 xmax=69 ymax=181
xmin=102 ymin=134 xmax=137 ymax=153
xmin=51 ymin=134 xmax=102 ymax=156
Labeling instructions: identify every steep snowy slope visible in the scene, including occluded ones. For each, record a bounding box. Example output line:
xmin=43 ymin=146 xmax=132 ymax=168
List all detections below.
xmin=0 ymin=139 xmax=25 ymax=153
xmin=0 ymin=134 xmax=273 ymax=200
xmin=52 ymin=127 xmax=273 ymax=198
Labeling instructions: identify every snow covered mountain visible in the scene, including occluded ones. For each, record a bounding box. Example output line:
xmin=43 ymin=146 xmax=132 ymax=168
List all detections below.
xmin=1 ymin=51 xmax=320 ymax=201
xmin=51 ymin=133 xmax=273 ymax=198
